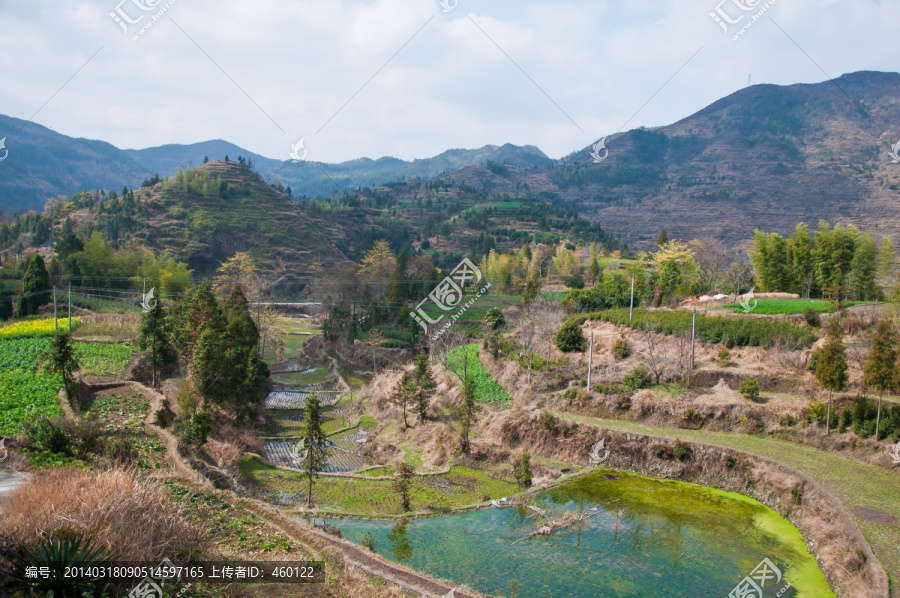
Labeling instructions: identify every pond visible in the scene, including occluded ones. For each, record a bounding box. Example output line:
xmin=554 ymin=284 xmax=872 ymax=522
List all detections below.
xmin=328 ymin=469 xmax=832 ymax=598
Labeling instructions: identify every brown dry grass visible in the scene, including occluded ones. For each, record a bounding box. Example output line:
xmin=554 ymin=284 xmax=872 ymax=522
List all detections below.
xmin=0 ymin=468 xmax=207 ymax=561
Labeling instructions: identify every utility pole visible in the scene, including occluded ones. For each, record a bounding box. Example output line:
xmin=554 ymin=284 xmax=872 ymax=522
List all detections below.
xmin=53 ymin=287 xmax=58 ymax=332
xmin=629 ymin=269 xmax=635 ymax=321
xmin=68 ymin=284 xmax=71 ymax=331
xmin=688 ymin=309 xmax=696 ymax=388
xmin=587 ymin=332 xmax=594 ymax=389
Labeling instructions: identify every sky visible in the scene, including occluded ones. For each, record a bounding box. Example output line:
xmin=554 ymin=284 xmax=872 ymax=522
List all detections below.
xmin=0 ymin=0 xmax=897 ymax=164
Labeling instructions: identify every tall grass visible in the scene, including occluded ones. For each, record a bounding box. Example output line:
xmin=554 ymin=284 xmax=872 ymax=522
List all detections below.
xmin=573 ymin=308 xmax=816 ymax=348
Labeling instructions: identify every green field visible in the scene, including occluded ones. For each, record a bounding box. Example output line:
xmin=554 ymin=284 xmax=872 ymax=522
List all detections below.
xmin=73 ymin=342 xmax=136 ymax=376
xmin=727 ymin=299 xmax=873 ymax=315
xmin=239 ymin=456 xmax=517 ymax=515
xmin=445 ymin=344 xmax=512 ymax=404
xmin=0 ymin=372 xmax=64 ymax=436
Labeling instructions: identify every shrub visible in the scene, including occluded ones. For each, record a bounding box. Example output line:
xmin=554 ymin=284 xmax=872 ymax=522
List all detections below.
xmin=106 ymin=435 xmax=139 ymax=465
xmin=725 ymin=456 xmax=737 ymax=469
xmin=623 ymin=366 xmax=652 ymax=391
xmin=555 ymin=320 xmax=587 ymax=353
xmin=562 ymin=388 xmax=578 ymax=401
xmin=804 ymin=308 xmax=821 ymax=327
xmin=805 ymin=401 xmax=827 ymax=424
xmin=717 ymin=348 xmax=731 ymax=367
xmin=594 ymin=383 xmax=625 ymax=395
xmin=778 ymin=413 xmax=797 ymax=427
xmin=514 ymin=453 xmax=532 ymax=489
xmin=612 ymin=336 xmax=630 ymax=359
xmin=791 ymin=486 xmax=804 ymax=505
xmin=739 ymin=378 xmax=760 ymax=401
xmin=653 ymin=444 xmax=672 ymax=459
xmin=23 ymin=417 xmax=71 ymax=455
xmin=683 ymin=409 xmax=703 ymax=425
xmin=539 ymin=410 xmax=556 ymax=430
xmin=837 ymin=408 xmax=852 ymax=433
xmin=563 ymin=274 xmax=585 ymax=289
xmin=807 ymin=350 xmax=820 ymax=372
xmin=616 ymin=394 xmax=632 ymax=410
xmin=673 ymin=444 xmax=690 ymax=461
xmin=361 ymin=532 xmax=376 ymax=552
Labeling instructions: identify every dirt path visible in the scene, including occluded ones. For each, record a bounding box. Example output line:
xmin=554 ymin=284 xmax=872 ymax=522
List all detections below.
xmin=557 ymin=411 xmax=900 ymax=596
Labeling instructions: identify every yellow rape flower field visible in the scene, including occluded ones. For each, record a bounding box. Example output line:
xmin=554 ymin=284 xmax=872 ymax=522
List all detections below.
xmin=0 ymin=317 xmax=81 ymax=339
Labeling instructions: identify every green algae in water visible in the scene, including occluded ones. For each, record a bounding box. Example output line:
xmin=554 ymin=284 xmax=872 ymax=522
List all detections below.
xmin=330 ymin=469 xmax=832 ymax=598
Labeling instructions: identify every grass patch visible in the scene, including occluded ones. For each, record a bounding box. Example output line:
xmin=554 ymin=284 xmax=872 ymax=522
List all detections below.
xmin=445 ymin=344 xmax=513 ymax=403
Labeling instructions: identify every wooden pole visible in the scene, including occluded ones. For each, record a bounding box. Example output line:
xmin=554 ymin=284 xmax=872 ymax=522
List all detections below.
xmin=629 ymin=270 xmax=635 ymax=321
xmin=67 ymin=284 xmax=71 ymax=331
xmin=587 ymin=332 xmax=594 ymax=389
xmin=688 ymin=309 xmax=696 ymax=388
xmin=53 ymin=287 xmax=58 ymax=332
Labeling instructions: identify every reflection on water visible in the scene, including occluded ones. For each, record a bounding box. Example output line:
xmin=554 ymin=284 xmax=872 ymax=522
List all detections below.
xmin=329 ymin=470 xmax=831 ymax=598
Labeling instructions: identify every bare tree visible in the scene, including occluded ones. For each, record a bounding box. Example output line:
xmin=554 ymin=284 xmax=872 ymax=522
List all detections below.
xmin=690 ymin=239 xmax=730 ymax=293
xmin=517 ymin=298 xmax=564 ymax=385
xmin=724 ymin=260 xmax=754 ymax=305
xmin=641 ymin=323 xmax=672 ymax=385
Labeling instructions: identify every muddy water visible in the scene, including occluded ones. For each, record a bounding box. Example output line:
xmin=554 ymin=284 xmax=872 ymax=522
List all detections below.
xmin=330 ymin=469 xmax=832 ymax=598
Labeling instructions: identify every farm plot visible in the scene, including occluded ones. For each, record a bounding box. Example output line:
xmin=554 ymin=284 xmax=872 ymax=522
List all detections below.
xmin=0 ymin=338 xmax=51 ymax=373
xmin=0 ymin=372 xmax=64 ymax=436
xmin=263 ymin=438 xmax=370 ymax=473
xmin=0 ymin=317 xmax=80 ymax=339
xmin=445 ymin=344 xmax=512 ymax=404
xmin=73 ymin=342 xmax=136 ymax=376
xmin=265 ymin=391 xmax=340 ymax=409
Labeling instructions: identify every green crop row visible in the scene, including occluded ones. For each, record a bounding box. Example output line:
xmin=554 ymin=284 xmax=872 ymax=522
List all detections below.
xmin=73 ymin=342 xmax=136 ymax=376
xmin=0 ymin=372 xmax=64 ymax=436
xmin=445 ymin=344 xmax=512 ymax=403
xmin=0 ymin=338 xmax=52 ymax=373
xmin=574 ymin=308 xmax=817 ymax=348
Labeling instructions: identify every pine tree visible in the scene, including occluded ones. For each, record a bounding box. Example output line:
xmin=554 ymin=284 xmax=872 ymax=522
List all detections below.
xmin=392 ymin=461 xmax=415 ymax=512
xmin=864 ymin=319 xmax=897 ymax=440
xmin=412 ymin=352 xmax=436 ymax=423
xmin=302 ymin=393 xmax=329 ymax=508
xmin=48 ymin=332 xmax=79 ymax=402
xmin=657 ymin=230 xmax=669 ymax=247
xmin=460 ymin=374 xmax=477 ymax=454
xmin=139 ymin=301 xmax=176 ymax=389
xmin=815 ymin=321 xmax=848 ymax=435
xmin=391 ymin=370 xmax=414 ymax=428
xmin=19 ymin=254 xmax=51 ymax=316
xmin=514 ymin=452 xmax=532 ymax=488
xmin=588 ymin=257 xmax=601 ymax=285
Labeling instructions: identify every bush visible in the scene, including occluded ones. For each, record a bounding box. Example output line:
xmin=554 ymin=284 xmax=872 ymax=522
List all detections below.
xmin=683 ymin=409 xmax=703 ymax=425
xmin=623 ymin=366 xmax=652 ymax=391
xmin=725 ymin=456 xmax=737 ymax=468
xmin=653 ymin=444 xmax=672 ymax=459
xmin=514 ymin=453 xmax=532 ymax=489
xmin=539 ymin=410 xmax=556 ymax=430
xmin=673 ymin=444 xmax=690 ymax=461
xmin=791 ymin=486 xmax=804 ymax=505
xmin=717 ymin=348 xmax=731 ymax=367
xmin=555 ymin=320 xmax=587 ymax=353
xmin=612 ymin=336 xmax=630 ymax=359
xmin=361 ymin=532 xmax=376 ymax=552
xmin=23 ymin=417 xmax=71 ymax=455
xmin=807 ymin=349 xmax=820 ymax=372
xmin=561 ymin=272 xmax=635 ymax=311
xmin=804 ymin=308 xmax=821 ymax=327
xmin=805 ymin=401 xmax=826 ymax=424
xmin=594 ymin=383 xmax=625 ymax=395
xmin=616 ymin=394 xmax=632 ymax=410
xmin=563 ymin=274 xmax=585 ymax=289
xmin=778 ymin=413 xmax=796 ymax=427
xmin=739 ymin=378 xmax=760 ymax=401
xmin=562 ymin=388 xmax=578 ymax=401
xmin=106 ymin=435 xmax=139 ymax=464
xmin=573 ymin=308 xmax=816 ymax=348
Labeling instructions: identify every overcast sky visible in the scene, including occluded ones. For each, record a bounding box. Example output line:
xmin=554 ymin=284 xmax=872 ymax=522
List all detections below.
xmin=0 ymin=0 xmax=897 ymax=163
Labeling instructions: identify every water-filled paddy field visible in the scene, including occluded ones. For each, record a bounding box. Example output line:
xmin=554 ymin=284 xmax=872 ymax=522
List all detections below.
xmin=331 ymin=469 xmax=832 ymax=598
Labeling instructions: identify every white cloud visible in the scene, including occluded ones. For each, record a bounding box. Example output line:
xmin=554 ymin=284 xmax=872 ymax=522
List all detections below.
xmin=0 ymin=0 xmax=897 ymax=163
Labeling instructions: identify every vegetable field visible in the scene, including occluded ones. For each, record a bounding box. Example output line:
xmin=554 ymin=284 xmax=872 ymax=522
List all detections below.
xmin=0 ymin=338 xmax=51 ymax=373
xmin=0 ymin=372 xmax=64 ymax=436
xmin=73 ymin=342 xmax=136 ymax=376
xmin=446 ymin=344 xmax=512 ymax=404
xmin=726 ymin=299 xmax=872 ymax=315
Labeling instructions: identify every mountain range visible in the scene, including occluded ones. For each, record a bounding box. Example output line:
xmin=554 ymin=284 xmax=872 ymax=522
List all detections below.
xmin=1 ymin=70 xmax=899 ymax=249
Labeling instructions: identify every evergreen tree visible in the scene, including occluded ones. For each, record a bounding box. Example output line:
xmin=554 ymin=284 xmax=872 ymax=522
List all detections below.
xmin=657 ymin=230 xmax=668 ymax=247
xmin=391 ymin=370 xmax=414 ymax=428
xmin=815 ymin=321 xmax=848 ymax=434
xmin=139 ymin=301 xmax=176 ymax=389
xmin=301 ymin=393 xmax=329 ymax=508
xmin=392 ymin=461 xmax=415 ymax=512
xmin=588 ymin=257 xmax=601 ymax=285
xmin=460 ymin=374 xmax=477 ymax=454
xmin=19 ymin=254 xmax=52 ymax=316
xmin=411 ymin=352 xmax=436 ymax=423
xmin=48 ymin=332 xmax=79 ymax=401
xmin=514 ymin=452 xmax=532 ymax=488
xmin=864 ymin=319 xmax=897 ymax=440
xmin=555 ymin=320 xmax=587 ymax=353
